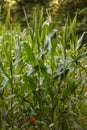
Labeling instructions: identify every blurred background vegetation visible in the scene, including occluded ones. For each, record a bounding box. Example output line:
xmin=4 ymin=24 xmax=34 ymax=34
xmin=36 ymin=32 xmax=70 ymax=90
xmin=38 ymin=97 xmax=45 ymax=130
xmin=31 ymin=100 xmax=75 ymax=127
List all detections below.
xmin=0 ymin=0 xmax=87 ymax=34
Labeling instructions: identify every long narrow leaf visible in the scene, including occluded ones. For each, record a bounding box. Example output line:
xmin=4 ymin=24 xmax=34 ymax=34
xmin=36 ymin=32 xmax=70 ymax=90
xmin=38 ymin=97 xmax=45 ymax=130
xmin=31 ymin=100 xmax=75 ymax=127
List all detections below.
xmin=0 ymin=76 xmax=9 ymax=90
xmin=73 ymin=52 xmax=87 ymax=62
xmin=23 ymin=42 xmax=38 ymax=66
xmin=0 ymin=61 xmax=10 ymax=79
xmin=76 ymin=32 xmax=87 ymax=50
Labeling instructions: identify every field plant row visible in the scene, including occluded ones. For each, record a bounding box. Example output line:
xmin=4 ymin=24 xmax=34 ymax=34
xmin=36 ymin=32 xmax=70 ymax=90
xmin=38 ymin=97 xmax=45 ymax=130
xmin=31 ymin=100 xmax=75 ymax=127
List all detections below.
xmin=0 ymin=10 xmax=87 ymax=130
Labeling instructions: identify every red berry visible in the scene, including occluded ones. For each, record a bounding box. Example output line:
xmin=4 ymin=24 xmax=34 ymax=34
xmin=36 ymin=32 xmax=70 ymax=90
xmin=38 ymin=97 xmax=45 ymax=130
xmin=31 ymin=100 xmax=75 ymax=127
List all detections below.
xmin=30 ymin=117 xmax=36 ymax=123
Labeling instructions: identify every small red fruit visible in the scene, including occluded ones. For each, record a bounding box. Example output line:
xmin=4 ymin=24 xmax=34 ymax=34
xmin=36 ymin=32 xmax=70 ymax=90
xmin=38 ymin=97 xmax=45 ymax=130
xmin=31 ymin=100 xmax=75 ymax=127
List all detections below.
xmin=30 ymin=117 xmax=36 ymax=123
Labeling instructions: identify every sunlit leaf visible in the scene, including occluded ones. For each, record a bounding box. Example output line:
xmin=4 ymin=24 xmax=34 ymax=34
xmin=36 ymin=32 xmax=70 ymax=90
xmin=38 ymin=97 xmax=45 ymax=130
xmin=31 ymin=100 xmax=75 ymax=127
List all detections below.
xmin=76 ymin=32 xmax=87 ymax=50
xmin=73 ymin=52 xmax=87 ymax=62
xmin=0 ymin=61 xmax=10 ymax=79
xmin=5 ymin=94 xmax=16 ymax=99
xmin=0 ymin=76 xmax=9 ymax=90
xmin=23 ymin=42 xmax=38 ymax=66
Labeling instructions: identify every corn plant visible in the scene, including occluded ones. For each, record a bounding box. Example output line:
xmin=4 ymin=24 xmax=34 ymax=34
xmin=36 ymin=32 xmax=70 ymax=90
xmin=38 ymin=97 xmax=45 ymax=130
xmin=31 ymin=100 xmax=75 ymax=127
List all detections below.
xmin=0 ymin=9 xmax=87 ymax=130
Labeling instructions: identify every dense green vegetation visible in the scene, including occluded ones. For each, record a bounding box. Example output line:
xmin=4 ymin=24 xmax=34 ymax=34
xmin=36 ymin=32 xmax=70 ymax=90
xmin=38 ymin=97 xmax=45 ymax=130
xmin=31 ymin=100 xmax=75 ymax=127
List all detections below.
xmin=0 ymin=8 xmax=87 ymax=129
xmin=0 ymin=0 xmax=87 ymax=130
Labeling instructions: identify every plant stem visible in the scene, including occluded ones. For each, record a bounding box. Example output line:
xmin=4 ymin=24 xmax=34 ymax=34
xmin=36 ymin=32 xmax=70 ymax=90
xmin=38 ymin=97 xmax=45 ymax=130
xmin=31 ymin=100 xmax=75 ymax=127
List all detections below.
xmin=10 ymin=36 xmax=14 ymax=129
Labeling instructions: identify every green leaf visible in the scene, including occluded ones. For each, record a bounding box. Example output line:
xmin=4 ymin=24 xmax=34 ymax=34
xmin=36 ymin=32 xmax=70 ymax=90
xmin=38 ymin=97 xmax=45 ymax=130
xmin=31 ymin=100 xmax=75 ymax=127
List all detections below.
xmin=75 ymin=61 xmax=86 ymax=71
xmin=14 ymin=42 xmax=22 ymax=66
xmin=69 ymin=14 xmax=77 ymax=35
xmin=0 ymin=76 xmax=9 ymax=90
xmin=62 ymin=81 xmax=76 ymax=101
xmin=79 ymin=8 xmax=87 ymax=14
xmin=23 ymin=42 xmax=38 ymax=66
xmin=73 ymin=52 xmax=87 ymax=62
xmin=44 ymin=29 xmax=57 ymax=52
xmin=5 ymin=94 xmax=16 ymax=99
xmin=28 ymin=65 xmax=39 ymax=76
xmin=76 ymin=32 xmax=87 ymax=50
xmin=53 ymin=63 xmax=64 ymax=79
xmin=0 ymin=61 xmax=10 ymax=79
xmin=50 ymin=38 xmax=57 ymax=69
xmin=23 ymin=75 xmax=37 ymax=91
xmin=39 ymin=59 xmax=47 ymax=74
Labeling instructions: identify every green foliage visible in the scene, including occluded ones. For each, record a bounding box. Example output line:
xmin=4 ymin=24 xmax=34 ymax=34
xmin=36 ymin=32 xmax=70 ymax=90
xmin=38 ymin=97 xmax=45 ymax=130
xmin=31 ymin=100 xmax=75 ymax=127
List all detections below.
xmin=0 ymin=14 xmax=87 ymax=130
xmin=55 ymin=0 xmax=87 ymax=34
